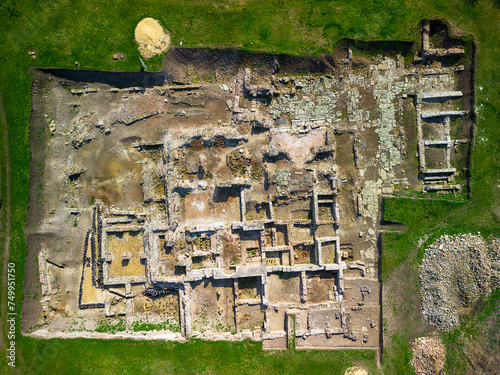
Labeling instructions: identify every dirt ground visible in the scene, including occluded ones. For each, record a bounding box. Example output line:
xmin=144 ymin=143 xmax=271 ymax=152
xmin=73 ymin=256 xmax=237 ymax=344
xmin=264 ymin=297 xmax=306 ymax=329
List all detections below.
xmin=107 ymin=231 xmax=145 ymax=279
xmin=383 ymin=252 xmax=436 ymax=342
xmin=191 ymin=279 xmax=235 ymax=333
xmin=134 ymin=292 xmax=179 ymax=320
xmin=307 ymin=271 xmax=337 ymax=303
xmin=268 ymin=273 xmax=301 ymax=304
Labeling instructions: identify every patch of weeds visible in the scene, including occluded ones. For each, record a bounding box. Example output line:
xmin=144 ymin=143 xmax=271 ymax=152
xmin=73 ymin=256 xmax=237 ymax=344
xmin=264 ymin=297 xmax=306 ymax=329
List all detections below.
xmin=95 ymin=318 xmax=126 ymax=333
xmin=132 ymin=320 xmax=181 ymax=333
xmin=383 ymin=333 xmax=415 ymax=374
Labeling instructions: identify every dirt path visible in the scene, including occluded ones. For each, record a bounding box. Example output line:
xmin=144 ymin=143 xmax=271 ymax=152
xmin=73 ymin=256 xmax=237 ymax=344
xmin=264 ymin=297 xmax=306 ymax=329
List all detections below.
xmin=0 ymin=93 xmax=14 ymax=371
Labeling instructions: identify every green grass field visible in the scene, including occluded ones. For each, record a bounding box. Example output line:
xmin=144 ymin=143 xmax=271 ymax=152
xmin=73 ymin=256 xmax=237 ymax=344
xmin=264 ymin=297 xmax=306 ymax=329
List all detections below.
xmin=440 ymin=289 xmax=500 ymax=374
xmin=16 ymin=339 xmax=380 ymax=375
xmin=0 ymin=0 xmax=499 ymax=374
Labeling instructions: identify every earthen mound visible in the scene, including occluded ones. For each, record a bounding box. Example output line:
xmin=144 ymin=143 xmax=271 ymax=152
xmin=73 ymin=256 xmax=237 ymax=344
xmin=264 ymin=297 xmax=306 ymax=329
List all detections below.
xmin=134 ymin=18 xmax=171 ymax=59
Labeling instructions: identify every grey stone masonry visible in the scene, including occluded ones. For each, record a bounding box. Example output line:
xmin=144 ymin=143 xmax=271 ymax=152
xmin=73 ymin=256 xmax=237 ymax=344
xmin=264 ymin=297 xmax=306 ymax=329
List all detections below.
xmin=263 ymin=245 xmax=293 ymax=253
xmin=312 ymin=190 xmax=319 ymax=225
xmin=424 ymin=185 xmax=461 ymax=192
xmin=186 ymin=222 xmax=225 ymax=234
xmin=180 ymin=283 xmax=192 ymax=338
xmin=337 ymin=268 xmax=344 ymax=296
xmin=317 ymin=237 xmax=341 ymax=264
xmin=349 ymin=261 xmax=366 ymax=277
xmin=260 ymin=229 xmax=266 ymax=263
xmin=268 ymin=195 xmax=275 ymax=220
xmin=421 ymin=110 xmax=466 ymax=119
xmin=423 ymin=168 xmax=456 ymax=175
xmin=424 ymin=139 xmax=451 ymax=147
xmin=425 ymin=48 xmax=465 ymax=57
xmin=421 ymin=91 xmax=463 ymax=100
xmin=357 ymin=194 xmax=364 ymax=217
xmin=270 ymin=227 xmax=277 ymax=247
xmin=421 ymin=20 xmax=465 ymax=57
xmin=162 ymin=130 xmax=175 ymax=228
xmin=416 ymin=104 xmax=426 ymax=171
xmin=300 ymin=271 xmax=307 ymax=303
xmin=104 ymin=225 xmax=144 ymax=233
xmin=108 ymin=209 xmax=140 ymax=216
xmin=141 ymin=161 xmax=156 ymax=203
xmin=422 ymin=20 xmax=430 ymax=53
xmin=232 ymin=221 xmax=264 ymax=231
xmin=261 ymin=274 xmax=268 ymax=306
xmin=417 ymin=103 xmax=459 ymax=176
xmin=291 ymin=118 xmax=326 ymax=134
xmin=216 ymin=177 xmax=252 ymax=188
xmin=131 ymin=140 xmax=163 ymax=149
xmin=38 ymin=246 xmax=49 ymax=297
xmin=104 ymin=217 xmax=134 ymax=225
xmin=144 ymin=225 xmax=155 ymax=284
xmin=315 ymin=240 xmax=323 ymax=266
xmin=240 ymin=187 xmax=246 ymax=222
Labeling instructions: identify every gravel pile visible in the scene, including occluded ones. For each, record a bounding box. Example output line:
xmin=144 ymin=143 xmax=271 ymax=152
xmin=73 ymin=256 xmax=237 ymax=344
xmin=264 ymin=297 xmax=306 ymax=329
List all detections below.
xmin=134 ymin=18 xmax=171 ymax=59
xmin=411 ymin=336 xmax=446 ymax=375
xmin=420 ymin=234 xmax=500 ymax=331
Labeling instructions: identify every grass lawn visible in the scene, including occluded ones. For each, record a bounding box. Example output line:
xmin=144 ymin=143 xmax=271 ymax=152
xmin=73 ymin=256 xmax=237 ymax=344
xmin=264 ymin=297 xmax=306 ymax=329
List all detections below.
xmin=15 ymin=338 xmax=380 ymax=375
xmin=441 ymin=289 xmax=500 ymax=373
xmin=0 ymin=0 xmax=499 ymax=374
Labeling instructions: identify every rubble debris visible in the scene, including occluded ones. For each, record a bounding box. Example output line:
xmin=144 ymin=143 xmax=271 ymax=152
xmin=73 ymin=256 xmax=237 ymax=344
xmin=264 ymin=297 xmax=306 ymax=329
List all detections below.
xmin=69 ymin=116 xmax=95 ymax=149
xmin=411 ymin=336 xmax=446 ymax=375
xmin=420 ymin=234 xmax=500 ymax=331
xmin=143 ymin=287 xmax=176 ymax=298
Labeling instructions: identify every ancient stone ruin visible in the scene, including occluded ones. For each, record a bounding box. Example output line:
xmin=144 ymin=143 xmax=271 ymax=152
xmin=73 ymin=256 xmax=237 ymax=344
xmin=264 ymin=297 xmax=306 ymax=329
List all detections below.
xmin=24 ymin=21 xmax=474 ymax=365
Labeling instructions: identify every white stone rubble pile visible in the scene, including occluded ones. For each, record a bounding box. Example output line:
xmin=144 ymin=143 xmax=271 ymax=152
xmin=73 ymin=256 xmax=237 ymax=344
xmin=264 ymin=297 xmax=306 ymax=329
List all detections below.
xmin=420 ymin=234 xmax=500 ymax=331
